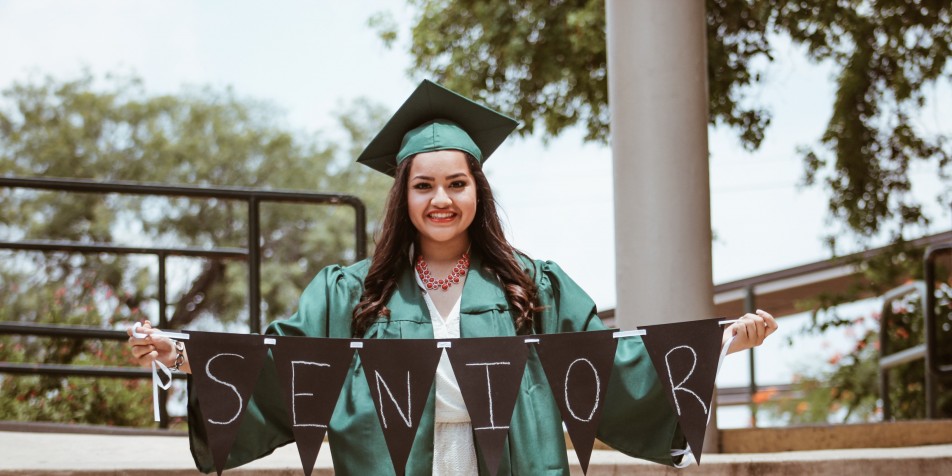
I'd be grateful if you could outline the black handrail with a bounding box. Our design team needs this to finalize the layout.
[879,243,952,420]
[0,362,186,380]
[0,176,367,332]
[0,176,368,428]
[0,322,130,340]
[878,281,927,421]
[923,244,952,419]
[0,240,248,259]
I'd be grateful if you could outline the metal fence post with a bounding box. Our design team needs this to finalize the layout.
[744,286,758,427]
[248,197,261,335]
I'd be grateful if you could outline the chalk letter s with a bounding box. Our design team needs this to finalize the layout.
[205,353,245,425]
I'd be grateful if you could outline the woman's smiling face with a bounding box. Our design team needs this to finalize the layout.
[406,149,477,250]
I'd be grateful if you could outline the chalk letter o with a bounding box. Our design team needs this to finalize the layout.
[564,358,600,422]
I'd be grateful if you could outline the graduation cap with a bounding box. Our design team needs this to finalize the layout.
[356,80,519,176]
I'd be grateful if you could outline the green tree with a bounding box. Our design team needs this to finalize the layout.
[374,0,952,424]
[0,73,391,425]
[374,0,951,239]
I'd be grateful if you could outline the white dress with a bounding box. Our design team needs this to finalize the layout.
[416,273,479,475]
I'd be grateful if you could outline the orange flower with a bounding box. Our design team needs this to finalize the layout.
[795,402,809,415]
[752,388,778,404]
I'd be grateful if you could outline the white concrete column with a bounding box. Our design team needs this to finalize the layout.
[606,0,713,329]
[606,0,718,453]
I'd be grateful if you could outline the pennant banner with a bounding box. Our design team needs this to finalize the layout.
[640,318,724,463]
[271,336,354,476]
[154,321,732,474]
[185,330,270,476]
[534,330,618,474]
[358,338,443,476]
[446,336,528,476]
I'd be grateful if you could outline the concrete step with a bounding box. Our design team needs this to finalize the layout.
[719,419,952,453]
[1,430,950,475]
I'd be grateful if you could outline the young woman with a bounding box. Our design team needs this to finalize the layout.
[128,80,778,475]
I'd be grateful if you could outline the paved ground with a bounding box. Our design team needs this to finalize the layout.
[1,430,950,475]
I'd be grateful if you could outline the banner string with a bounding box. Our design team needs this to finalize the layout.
[133,319,741,348]
[151,359,173,421]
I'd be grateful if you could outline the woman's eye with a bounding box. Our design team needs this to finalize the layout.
[450,181,467,188]
[412,182,431,190]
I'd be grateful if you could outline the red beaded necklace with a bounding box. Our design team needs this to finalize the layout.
[415,252,470,291]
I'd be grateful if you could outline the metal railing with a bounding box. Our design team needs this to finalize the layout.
[924,244,952,417]
[879,244,952,420]
[0,176,367,332]
[0,176,367,427]
[878,281,927,420]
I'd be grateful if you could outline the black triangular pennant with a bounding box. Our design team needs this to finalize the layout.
[271,336,354,476]
[535,330,618,474]
[358,339,442,476]
[185,330,270,476]
[445,336,528,476]
[640,318,723,463]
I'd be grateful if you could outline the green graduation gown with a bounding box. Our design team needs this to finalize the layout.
[188,253,685,474]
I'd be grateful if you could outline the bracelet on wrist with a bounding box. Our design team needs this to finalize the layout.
[171,339,186,371]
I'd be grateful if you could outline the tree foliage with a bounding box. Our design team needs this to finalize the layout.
[0,73,391,425]
[377,0,952,239]
[373,0,952,425]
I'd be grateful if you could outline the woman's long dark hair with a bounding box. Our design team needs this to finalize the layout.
[352,153,543,337]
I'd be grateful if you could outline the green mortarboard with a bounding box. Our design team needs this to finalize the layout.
[356,80,519,176]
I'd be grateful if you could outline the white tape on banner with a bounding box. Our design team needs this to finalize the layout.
[612,329,646,338]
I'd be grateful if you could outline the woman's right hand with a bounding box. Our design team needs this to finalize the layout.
[127,320,190,373]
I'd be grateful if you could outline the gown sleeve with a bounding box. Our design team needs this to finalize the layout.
[187,263,365,473]
[528,259,688,467]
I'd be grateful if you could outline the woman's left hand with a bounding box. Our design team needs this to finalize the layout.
[724,309,778,354]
